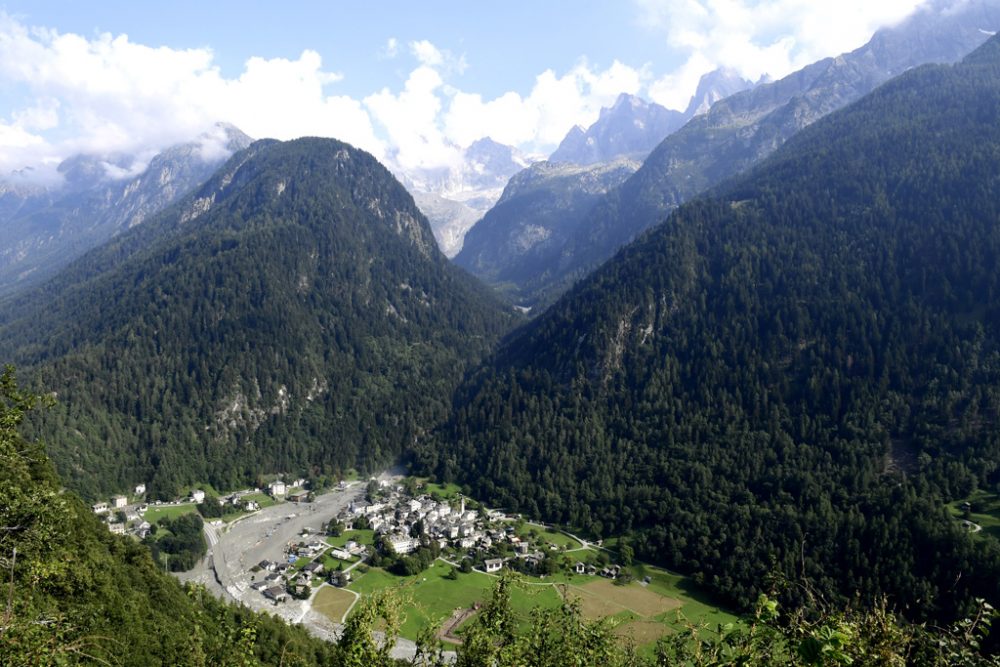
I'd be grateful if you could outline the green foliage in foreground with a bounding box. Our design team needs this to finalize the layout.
[0,365,335,666]
[1,365,998,665]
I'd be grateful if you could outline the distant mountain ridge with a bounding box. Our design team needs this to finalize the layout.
[549,93,686,165]
[455,70,754,306]
[0,123,253,296]
[460,0,1000,307]
[683,67,756,117]
[454,158,639,303]
[550,70,755,167]
[396,137,531,257]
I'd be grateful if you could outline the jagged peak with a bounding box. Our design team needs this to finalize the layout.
[684,67,754,118]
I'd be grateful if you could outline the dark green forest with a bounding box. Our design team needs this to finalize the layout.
[415,37,1000,623]
[0,137,516,500]
[5,364,1000,666]
[0,365,341,666]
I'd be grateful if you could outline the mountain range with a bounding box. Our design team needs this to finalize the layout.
[419,31,1000,620]
[5,3,1000,664]
[457,0,1000,307]
[0,123,253,296]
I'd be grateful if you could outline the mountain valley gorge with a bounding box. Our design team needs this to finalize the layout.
[3,5,1000,665]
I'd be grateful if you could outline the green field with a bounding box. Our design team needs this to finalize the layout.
[422,481,463,500]
[322,551,357,570]
[143,503,197,524]
[517,524,583,550]
[349,561,495,639]
[948,490,1000,541]
[629,563,736,630]
[326,529,375,549]
[344,556,732,653]
[242,492,279,509]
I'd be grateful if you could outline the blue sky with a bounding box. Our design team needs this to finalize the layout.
[0,2,673,98]
[0,1,926,181]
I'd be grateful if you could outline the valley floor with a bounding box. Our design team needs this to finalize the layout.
[174,470,425,660]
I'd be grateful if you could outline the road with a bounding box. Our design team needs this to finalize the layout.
[179,483,364,608]
[173,475,426,660]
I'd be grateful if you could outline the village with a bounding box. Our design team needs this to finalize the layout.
[87,473,731,655]
[89,477,311,543]
[248,477,630,607]
[88,474,632,598]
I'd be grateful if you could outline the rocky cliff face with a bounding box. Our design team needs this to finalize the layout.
[454,159,639,306]
[396,137,531,257]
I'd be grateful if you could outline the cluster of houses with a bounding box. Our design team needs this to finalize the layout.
[337,484,603,576]
[91,484,151,538]
[250,533,367,604]
[251,559,295,602]
[237,478,630,609]
[339,483,628,579]
[343,490,508,557]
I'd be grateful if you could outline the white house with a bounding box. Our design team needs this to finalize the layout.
[134,483,146,496]
[244,500,260,512]
[268,480,286,497]
[108,523,126,535]
[112,495,128,509]
[484,558,503,573]
[330,548,353,561]
[92,502,109,515]
[386,534,418,555]
[191,489,206,503]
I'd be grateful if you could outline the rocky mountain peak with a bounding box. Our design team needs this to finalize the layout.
[549,94,685,165]
[684,67,755,117]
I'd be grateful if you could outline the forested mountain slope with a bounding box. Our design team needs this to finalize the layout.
[0,367,338,666]
[417,36,1000,622]
[0,137,515,500]
[5,366,997,666]
[501,0,1000,306]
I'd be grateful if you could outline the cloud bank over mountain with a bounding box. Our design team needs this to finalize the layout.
[0,2,925,182]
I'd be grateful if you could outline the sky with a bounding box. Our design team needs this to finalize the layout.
[0,0,928,184]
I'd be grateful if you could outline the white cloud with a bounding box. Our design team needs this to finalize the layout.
[364,42,650,173]
[365,64,461,172]
[381,37,399,59]
[0,13,385,180]
[0,5,933,185]
[410,39,444,67]
[635,0,926,109]
[409,39,467,76]
[443,59,647,149]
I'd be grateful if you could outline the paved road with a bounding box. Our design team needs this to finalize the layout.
[173,476,428,660]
